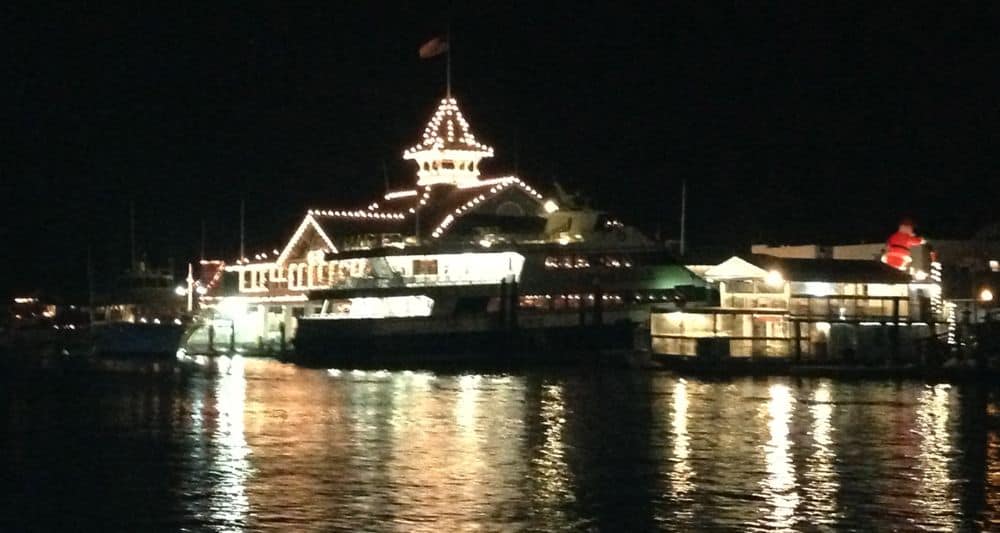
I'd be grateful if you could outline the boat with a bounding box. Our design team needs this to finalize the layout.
[1,297,91,358]
[289,248,691,367]
[88,261,191,359]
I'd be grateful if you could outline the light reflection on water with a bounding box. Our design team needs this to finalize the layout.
[804,381,838,525]
[210,356,250,531]
[761,383,799,532]
[3,358,1000,531]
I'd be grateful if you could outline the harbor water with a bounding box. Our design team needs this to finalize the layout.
[3,356,999,531]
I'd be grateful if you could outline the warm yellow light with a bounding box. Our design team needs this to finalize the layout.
[765,270,784,288]
[980,288,994,303]
[543,199,559,213]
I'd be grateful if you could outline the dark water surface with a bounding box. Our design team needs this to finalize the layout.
[3,356,1000,531]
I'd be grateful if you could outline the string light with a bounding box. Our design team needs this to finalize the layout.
[404,97,495,187]
[384,190,418,200]
[308,209,406,221]
[276,214,339,265]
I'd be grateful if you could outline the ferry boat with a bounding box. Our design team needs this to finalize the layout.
[189,92,706,366]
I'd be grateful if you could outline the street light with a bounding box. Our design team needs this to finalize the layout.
[980,288,994,303]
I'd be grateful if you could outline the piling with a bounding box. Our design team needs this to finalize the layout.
[279,322,286,354]
[890,298,901,365]
[508,280,519,329]
[499,279,508,328]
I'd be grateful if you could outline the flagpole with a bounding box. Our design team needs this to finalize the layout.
[446,28,452,98]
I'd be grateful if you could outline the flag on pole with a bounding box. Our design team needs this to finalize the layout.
[419,37,449,59]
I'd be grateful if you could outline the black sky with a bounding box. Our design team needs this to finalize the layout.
[5,2,1000,297]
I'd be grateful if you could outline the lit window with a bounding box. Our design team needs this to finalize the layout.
[413,259,438,276]
[990,260,999,272]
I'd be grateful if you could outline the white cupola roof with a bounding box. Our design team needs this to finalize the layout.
[403,96,494,187]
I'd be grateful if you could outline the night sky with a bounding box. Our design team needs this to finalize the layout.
[6,3,999,298]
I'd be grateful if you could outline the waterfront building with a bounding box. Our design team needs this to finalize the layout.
[189,94,699,354]
[651,254,944,363]
[752,224,1000,322]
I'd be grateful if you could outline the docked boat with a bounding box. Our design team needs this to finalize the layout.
[289,247,696,367]
[88,262,190,358]
[191,91,706,365]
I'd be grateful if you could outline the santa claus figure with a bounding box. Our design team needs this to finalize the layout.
[881,218,925,271]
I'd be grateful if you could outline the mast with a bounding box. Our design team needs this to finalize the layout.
[679,179,687,256]
[129,200,136,270]
[87,245,95,323]
[200,219,206,261]
[239,198,246,260]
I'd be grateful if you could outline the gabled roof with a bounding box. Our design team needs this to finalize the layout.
[403,97,493,155]
[422,178,544,239]
[703,256,768,280]
[304,176,546,243]
[311,210,410,239]
[275,214,339,265]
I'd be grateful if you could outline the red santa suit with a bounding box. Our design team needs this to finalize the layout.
[881,222,924,271]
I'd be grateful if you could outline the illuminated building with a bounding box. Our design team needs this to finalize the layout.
[651,254,943,362]
[752,225,1000,324]
[190,94,703,357]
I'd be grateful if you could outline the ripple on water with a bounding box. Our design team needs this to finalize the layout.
[1,359,998,531]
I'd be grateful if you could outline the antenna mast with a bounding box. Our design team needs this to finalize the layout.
[129,200,136,270]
